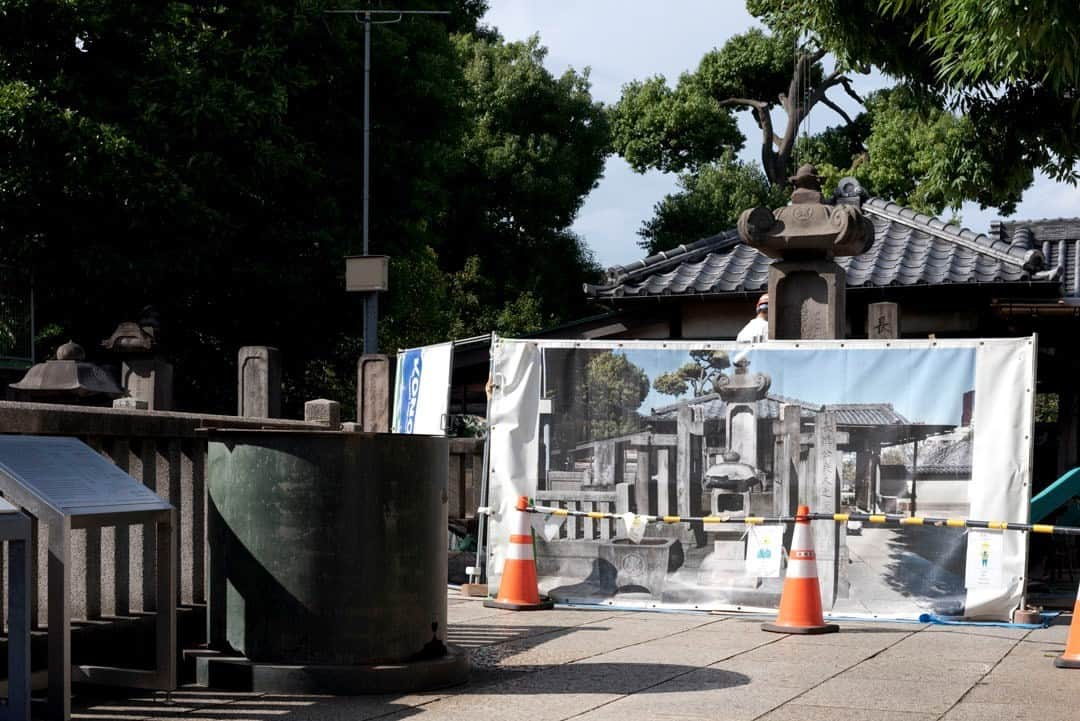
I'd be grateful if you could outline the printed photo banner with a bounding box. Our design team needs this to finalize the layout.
[486,336,1036,620]
[392,342,454,435]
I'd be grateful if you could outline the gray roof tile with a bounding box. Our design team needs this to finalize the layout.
[587,197,1069,299]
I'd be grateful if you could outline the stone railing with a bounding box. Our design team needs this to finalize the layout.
[0,401,325,629]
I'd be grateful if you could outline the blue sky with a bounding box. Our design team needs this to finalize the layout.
[616,347,975,427]
[483,1,1080,270]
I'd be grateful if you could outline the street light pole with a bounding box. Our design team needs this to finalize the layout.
[326,8,450,355]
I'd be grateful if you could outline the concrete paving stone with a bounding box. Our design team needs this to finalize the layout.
[446,605,505,624]
[843,653,994,682]
[963,679,1080,706]
[379,691,618,721]
[776,626,916,647]
[712,660,846,686]
[795,677,975,714]
[943,700,1080,721]
[882,631,1018,661]
[207,696,428,721]
[480,609,617,627]
[983,641,1065,678]
[757,704,938,721]
[577,634,775,667]
[731,638,877,667]
[921,624,1032,640]
[716,658,850,688]
[448,621,575,649]
[695,617,774,633]
[1023,620,1072,644]
[488,659,738,696]
[573,676,807,720]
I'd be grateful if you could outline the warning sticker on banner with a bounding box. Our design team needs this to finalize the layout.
[965,531,1004,588]
[745,526,784,578]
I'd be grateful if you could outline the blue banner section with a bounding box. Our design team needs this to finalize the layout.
[396,348,424,434]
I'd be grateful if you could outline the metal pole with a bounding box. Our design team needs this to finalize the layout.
[324,8,449,356]
[362,11,371,257]
[362,12,379,354]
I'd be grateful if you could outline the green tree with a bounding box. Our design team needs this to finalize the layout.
[653,350,730,398]
[638,153,788,254]
[578,351,650,440]
[799,89,1031,215]
[749,0,1079,186]
[611,28,864,186]
[0,2,605,414]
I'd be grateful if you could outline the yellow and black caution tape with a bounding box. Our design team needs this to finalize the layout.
[812,512,1080,536]
[523,503,1080,537]
[528,503,799,527]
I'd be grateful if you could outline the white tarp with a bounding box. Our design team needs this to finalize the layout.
[392,342,453,435]
[485,336,1035,620]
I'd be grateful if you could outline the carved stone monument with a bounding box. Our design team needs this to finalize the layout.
[737,167,874,340]
[738,169,873,606]
[101,307,174,410]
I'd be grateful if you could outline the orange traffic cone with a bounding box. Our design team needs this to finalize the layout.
[1055,582,1080,668]
[484,496,554,611]
[762,505,838,635]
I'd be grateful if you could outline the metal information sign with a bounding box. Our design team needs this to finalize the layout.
[0,436,171,514]
[0,435,175,721]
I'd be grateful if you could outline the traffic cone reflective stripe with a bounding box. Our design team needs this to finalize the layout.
[762,505,838,635]
[484,496,554,611]
[1055,582,1080,668]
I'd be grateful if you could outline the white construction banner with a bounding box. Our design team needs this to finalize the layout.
[485,336,1036,620]
[392,342,453,435]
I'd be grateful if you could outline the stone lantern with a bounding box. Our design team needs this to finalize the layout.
[101,306,173,410]
[737,166,874,339]
[9,341,123,405]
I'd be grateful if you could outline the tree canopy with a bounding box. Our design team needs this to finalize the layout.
[749,0,1080,185]
[0,0,607,415]
[614,2,1078,251]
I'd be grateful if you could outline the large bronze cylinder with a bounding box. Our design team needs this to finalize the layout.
[207,430,448,665]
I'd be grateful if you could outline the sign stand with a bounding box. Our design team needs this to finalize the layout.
[0,497,31,721]
[0,437,176,721]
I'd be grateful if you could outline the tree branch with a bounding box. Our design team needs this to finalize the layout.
[721,97,781,183]
[839,77,864,106]
[820,96,854,125]
[718,98,770,113]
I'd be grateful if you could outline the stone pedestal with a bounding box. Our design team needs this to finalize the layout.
[768,260,847,340]
[304,399,341,428]
[121,358,174,410]
[238,346,281,418]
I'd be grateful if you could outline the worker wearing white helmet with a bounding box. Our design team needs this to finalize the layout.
[736,293,769,342]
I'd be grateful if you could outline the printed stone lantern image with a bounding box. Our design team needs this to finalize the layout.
[737,166,874,339]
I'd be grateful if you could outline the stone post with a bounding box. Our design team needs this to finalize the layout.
[237,346,281,418]
[868,302,900,339]
[357,354,393,432]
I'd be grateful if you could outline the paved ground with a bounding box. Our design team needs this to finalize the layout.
[72,589,1079,721]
